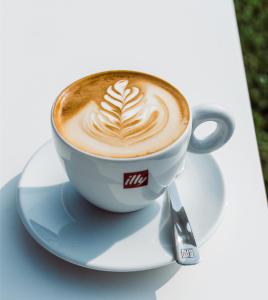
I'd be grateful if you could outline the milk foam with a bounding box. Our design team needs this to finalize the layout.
[53,71,189,158]
[82,79,169,146]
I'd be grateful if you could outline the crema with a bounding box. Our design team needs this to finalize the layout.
[53,71,189,158]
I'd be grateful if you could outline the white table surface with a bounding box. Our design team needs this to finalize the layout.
[1,0,268,299]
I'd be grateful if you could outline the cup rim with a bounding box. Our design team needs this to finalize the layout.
[51,69,192,162]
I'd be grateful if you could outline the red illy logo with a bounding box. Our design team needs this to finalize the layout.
[123,170,149,189]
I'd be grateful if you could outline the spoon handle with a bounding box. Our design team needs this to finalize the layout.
[167,182,200,265]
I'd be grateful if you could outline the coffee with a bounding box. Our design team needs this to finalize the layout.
[53,71,189,158]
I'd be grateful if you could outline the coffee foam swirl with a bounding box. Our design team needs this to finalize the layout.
[53,71,190,158]
[82,80,168,145]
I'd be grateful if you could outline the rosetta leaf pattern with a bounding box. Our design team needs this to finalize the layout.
[85,79,161,144]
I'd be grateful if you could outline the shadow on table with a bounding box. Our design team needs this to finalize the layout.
[0,175,180,300]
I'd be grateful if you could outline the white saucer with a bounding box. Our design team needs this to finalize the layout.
[17,140,225,272]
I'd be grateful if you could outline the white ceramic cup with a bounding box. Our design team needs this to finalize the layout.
[51,77,234,213]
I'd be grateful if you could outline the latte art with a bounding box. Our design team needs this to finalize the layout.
[53,71,189,158]
[83,79,168,145]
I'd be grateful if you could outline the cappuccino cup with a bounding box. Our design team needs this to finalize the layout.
[51,70,234,212]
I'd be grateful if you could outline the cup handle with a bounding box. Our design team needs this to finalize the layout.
[188,104,235,153]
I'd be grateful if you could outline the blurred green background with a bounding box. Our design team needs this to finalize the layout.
[234,0,268,194]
